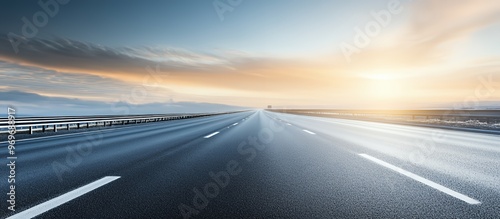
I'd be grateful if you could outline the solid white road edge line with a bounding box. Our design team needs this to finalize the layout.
[358,154,481,205]
[204,132,220,138]
[7,176,121,219]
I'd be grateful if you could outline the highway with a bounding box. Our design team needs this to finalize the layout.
[1,110,499,218]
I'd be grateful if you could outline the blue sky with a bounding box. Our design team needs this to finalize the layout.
[2,0,391,56]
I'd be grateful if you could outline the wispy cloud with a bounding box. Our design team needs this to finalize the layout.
[0,90,249,116]
[0,61,176,103]
[346,0,500,69]
[0,35,230,78]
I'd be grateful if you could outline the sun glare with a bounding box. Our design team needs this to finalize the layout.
[359,70,399,81]
[359,70,403,100]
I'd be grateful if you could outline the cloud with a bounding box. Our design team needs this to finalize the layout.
[0,61,152,102]
[0,34,329,92]
[0,90,250,116]
[0,34,230,79]
[0,34,340,101]
[347,0,500,69]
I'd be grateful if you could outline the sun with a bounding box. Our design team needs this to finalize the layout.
[371,80,398,98]
[359,70,403,99]
[359,70,399,81]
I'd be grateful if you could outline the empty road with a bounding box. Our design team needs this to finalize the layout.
[1,110,499,218]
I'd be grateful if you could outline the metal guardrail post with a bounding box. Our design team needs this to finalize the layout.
[0,112,243,134]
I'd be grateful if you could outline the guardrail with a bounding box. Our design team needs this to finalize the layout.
[267,109,500,123]
[0,112,240,134]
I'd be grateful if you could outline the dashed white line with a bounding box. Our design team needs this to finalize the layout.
[302,129,316,135]
[233,123,238,126]
[204,132,220,138]
[286,123,292,126]
[358,154,481,205]
[7,176,121,219]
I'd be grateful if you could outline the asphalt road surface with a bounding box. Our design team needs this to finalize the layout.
[1,110,499,218]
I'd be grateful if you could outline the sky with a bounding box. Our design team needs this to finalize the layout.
[1,0,500,115]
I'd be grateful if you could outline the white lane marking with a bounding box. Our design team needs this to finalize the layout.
[204,132,220,138]
[7,176,121,219]
[233,123,238,126]
[358,154,481,205]
[303,129,316,135]
[286,123,292,126]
